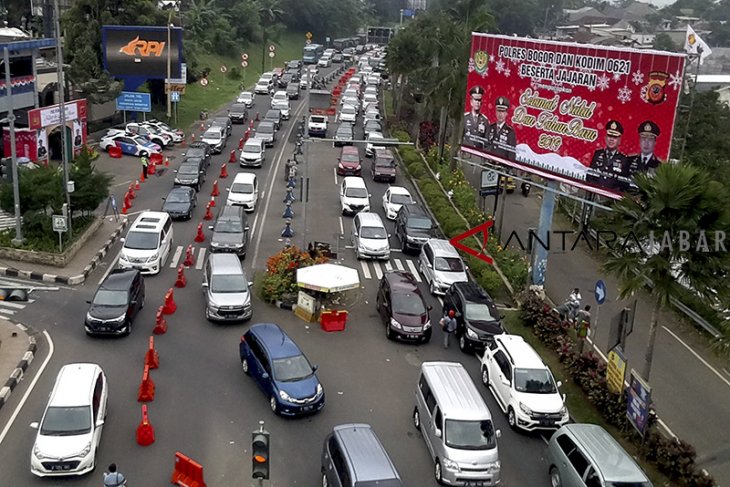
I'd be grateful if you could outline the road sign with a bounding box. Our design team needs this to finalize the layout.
[52,215,68,232]
[305,39,312,45]
[241,53,249,60]
[269,44,276,52]
[606,348,627,394]
[268,52,275,58]
[241,60,248,68]
[220,65,228,73]
[116,91,152,112]
[627,370,652,437]
[165,62,187,85]
[171,91,180,103]
[306,32,313,39]
[164,84,186,94]
[594,280,606,305]
[200,78,209,86]
[479,169,499,196]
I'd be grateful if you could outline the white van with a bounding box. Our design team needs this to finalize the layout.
[240,138,265,167]
[351,212,390,260]
[414,362,502,486]
[119,211,174,275]
[340,176,371,216]
[30,363,108,477]
[227,172,259,212]
[419,238,468,295]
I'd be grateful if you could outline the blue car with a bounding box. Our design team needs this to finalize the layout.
[239,323,325,416]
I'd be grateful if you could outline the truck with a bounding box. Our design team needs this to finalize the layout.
[309,89,336,116]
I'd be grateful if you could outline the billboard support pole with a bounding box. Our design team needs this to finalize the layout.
[4,47,24,246]
[166,18,173,120]
[530,180,557,286]
[53,0,72,237]
[676,52,701,163]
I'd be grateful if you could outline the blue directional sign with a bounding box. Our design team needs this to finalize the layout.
[594,279,607,305]
[627,370,652,436]
[402,8,415,17]
[171,91,180,103]
[116,91,152,113]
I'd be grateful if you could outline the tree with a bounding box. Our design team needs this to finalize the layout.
[602,163,730,380]
[256,0,285,73]
[653,33,677,52]
[69,147,113,215]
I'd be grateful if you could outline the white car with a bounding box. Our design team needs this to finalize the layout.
[201,127,226,154]
[362,93,378,110]
[340,96,359,110]
[363,108,381,126]
[343,88,359,100]
[254,80,272,95]
[480,334,570,431]
[382,186,415,220]
[338,104,358,124]
[99,130,161,157]
[365,132,385,157]
[300,73,310,90]
[237,91,255,108]
[227,172,258,212]
[364,85,379,96]
[270,91,290,119]
[126,123,172,147]
[318,56,332,68]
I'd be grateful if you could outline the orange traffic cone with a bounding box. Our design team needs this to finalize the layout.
[148,162,156,175]
[135,179,141,190]
[175,265,187,288]
[162,288,177,315]
[211,180,220,197]
[238,138,244,150]
[140,170,146,182]
[249,119,254,129]
[135,404,155,446]
[128,184,136,199]
[203,202,213,221]
[210,195,216,208]
[145,336,160,369]
[183,244,195,267]
[194,223,205,243]
[164,157,170,167]
[220,164,228,179]
[153,307,168,335]
[137,365,155,402]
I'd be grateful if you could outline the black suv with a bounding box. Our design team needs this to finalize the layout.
[264,109,282,131]
[184,142,212,170]
[394,204,437,253]
[84,269,145,336]
[174,158,206,191]
[442,281,505,353]
[229,103,249,124]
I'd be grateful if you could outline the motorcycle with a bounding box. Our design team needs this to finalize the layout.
[554,291,581,322]
[521,181,531,197]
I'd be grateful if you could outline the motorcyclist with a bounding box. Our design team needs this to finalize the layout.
[556,288,582,322]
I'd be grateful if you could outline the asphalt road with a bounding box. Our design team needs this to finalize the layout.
[0,64,556,487]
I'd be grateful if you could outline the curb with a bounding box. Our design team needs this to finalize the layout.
[0,218,128,286]
[0,323,37,410]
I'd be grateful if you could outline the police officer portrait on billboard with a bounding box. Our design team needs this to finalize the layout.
[627,121,662,177]
[586,120,627,189]
[488,96,516,161]
[463,86,489,149]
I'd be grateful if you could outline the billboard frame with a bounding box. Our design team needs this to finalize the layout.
[101,25,183,80]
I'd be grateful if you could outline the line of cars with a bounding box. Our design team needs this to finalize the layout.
[99,119,184,157]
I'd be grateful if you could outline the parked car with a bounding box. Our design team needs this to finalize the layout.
[99,131,160,157]
[382,186,414,220]
[236,91,255,108]
[255,121,277,148]
[443,281,505,352]
[174,159,206,192]
[481,334,569,431]
[144,120,184,143]
[201,126,227,154]
[239,323,325,416]
[395,204,437,253]
[161,186,197,220]
[264,109,282,131]
[84,269,145,336]
[377,270,432,342]
[371,148,396,183]
[333,123,354,147]
[203,253,253,322]
[184,142,212,170]
[125,123,172,148]
[228,103,249,124]
[209,116,232,137]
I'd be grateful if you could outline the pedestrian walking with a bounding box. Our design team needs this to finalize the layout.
[141,154,149,179]
[103,463,127,486]
[574,305,592,354]
[440,309,457,349]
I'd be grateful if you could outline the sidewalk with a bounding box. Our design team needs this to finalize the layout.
[0,318,37,410]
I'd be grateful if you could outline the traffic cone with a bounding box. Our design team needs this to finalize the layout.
[145,336,160,369]
[282,203,294,219]
[191,133,196,143]
[244,129,251,142]
[228,150,236,163]
[135,404,155,446]
[121,201,128,215]
[281,220,294,238]
[199,122,205,132]
[210,195,216,208]
[203,202,213,221]
[183,244,195,267]
[238,137,244,150]
[153,307,168,334]
[140,170,146,182]
[211,180,220,197]
[194,223,205,242]
[164,157,170,167]
[175,265,187,288]
[148,161,156,175]
[137,365,155,402]
[128,184,136,199]
[124,192,132,210]
[135,179,141,190]
[162,288,177,315]
[220,163,228,179]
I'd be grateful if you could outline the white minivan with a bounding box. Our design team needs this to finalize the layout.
[119,211,174,275]
[419,238,468,295]
[240,138,265,167]
[227,172,259,212]
[340,176,371,216]
[351,212,390,260]
[30,363,108,477]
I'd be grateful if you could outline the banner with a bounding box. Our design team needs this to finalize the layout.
[28,99,87,130]
[462,34,686,198]
[102,25,183,79]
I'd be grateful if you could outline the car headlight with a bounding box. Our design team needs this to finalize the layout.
[279,389,293,402]
[147,252,160,262]
[110,314,127,324]
[174,178,181,184]
[466,328,478,339]
[442,457,460,471]
[338,163,345,169]
[519,402,533,416]
[390,318,402,330]
[33,444,52,460]
[423,320,432,330]
[316,383,323,396]
[406,235,417,242]
[74,442,92,458]
[486,460,501,472]
[210,241,221,248]
[560,405,569,417]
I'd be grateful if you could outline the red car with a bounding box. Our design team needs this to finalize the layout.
[337,146,362,176]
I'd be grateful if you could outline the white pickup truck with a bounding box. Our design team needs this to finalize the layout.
[308,115,328,138]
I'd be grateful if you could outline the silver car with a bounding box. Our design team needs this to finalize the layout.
[203,253,253,322]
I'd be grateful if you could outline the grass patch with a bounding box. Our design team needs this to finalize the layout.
[0,216,95,253]
[151,32,306,131]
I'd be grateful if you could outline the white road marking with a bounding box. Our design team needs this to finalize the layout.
[169,245,184,268]
[406,260,421,282]
[0,331,54,446]
[0,309,15,315]
[373,261,383,280]
[251,213,260,237]
[0,300,31,310]
[360,261,371,280]
[438,297,444,306]
[339,217,344,235]
[662,325,730,389]
[384,261,393,271]
[97,248,123,285]
[196,248,206,269]
[394,259,405,271]
[333,167,338,185]
[112,179,133,187]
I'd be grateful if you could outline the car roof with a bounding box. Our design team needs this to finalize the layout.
[420,362,492,420]
[230,103,247,110]
[208,253,244,273]
[49,363,102,407]
[233,172,257,183]
[453,281,493,303]
[388,186,410,195]
[384,270,419,293]
[493,335,545,368]
[245,138,263,146]
[100,268,138,290]
[341,146,359,155]
[258,121,275,129]
[357,212,384,227]
[333,424,400,482]
[250,323,302,359]
[130,211,168,231]
[343,176,367,188]
[217,205,244,219]
[168,185,194,195]
[188,142,209,149]
[266,109,280,115]
[426,238,459,257]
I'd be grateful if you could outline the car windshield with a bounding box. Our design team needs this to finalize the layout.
[272,354,314,382]
[342,154,359,164]
[133,136,150,145]
[465,301,498,322]
[258,124,274,134]
[514,368,557,394]
[375,157,394,168]
[166,191,190,203]
[407,217,432,230]
[210,274,248,293]
[445,419,497,450]
[93,289,128,306]
[240,93,252,100]
[390,193,412,205]
[124,231,158,250]
[311,117,325,123]
[244,144,261,153]
[215,218,243,233]
[392,292,426,315]
[274,94,287,101]
[231,183,254,194]
[434,257,464,272]
[40,406,91,436]
[345,187,368,198]
[203,131,221,140]
[342,106,356,114]
[178,165,199,176]
[361,226,387,239]
[337,127,352,136]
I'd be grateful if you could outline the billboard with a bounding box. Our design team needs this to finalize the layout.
[102,25,183,79]
[462,34,685,198]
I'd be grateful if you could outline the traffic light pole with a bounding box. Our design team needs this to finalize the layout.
[252,419,270,483]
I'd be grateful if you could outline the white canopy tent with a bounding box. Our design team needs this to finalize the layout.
[296,263,360,293]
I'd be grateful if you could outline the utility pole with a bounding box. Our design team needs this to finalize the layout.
[3,47,24,245]
[53,0,72,236]
[166,15,173,120]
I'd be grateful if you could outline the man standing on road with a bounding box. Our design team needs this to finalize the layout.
[103,463,127,486]
[574,305,592,354]
[141,154,149,179]
[440,309,457,349]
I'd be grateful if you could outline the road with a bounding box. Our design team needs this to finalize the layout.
[459,159,730,482]
[0,63,555,487]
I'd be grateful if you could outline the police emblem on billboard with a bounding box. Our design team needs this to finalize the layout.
[473,50,489,75]
[645,71,668,105]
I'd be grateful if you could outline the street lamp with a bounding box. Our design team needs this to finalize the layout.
[166,21,173,119]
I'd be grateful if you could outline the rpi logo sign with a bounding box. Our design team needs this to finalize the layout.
[449,221,494,265]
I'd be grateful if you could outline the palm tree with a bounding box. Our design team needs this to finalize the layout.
[256,0,285,72]
[602,163,730,380]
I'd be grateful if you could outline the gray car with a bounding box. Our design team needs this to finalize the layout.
[255,121,277,148]
[264,109,282,131]
[209,205,249,258]
[174,161,206,192]
[203,253,253,322]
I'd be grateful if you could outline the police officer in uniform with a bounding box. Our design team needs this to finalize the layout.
[627,121,662,176]
[586,120,626,189]
[487,96,517,161]
[463,86,489,149]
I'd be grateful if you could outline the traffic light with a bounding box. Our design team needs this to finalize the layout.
[0,288,30,301]
[252,429,270,480]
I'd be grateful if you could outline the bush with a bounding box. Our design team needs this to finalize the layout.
[260,246,328,303]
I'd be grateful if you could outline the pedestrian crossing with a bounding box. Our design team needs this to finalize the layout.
[168,245,207,270]
[0,298,36,317]
[0,278,54,318]
[359,258,421,282]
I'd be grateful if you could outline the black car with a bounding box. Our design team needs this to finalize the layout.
[286,83,300,100]
[333,123,354,147]
[395,204,437,253]
[84,269,145,336]
[286,68,301,82]
[264,109,282,131]
[278,73,293,88]
[174,159,206,191]
[162,186,197,220]
[287,60,302,71]
[332,53,344,64]
[210,116,232,137]
[209,205,250,258]
[377,271,432,342]
[229,103,249,124]
[184,142,212,170]
[443,281,505,353]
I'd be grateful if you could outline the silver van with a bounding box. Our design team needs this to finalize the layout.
[414,361,502,486]
[321,424,403,487]
[418,239,468,296]
[547,424,652,487]
[351,212,390,260]
[202,253,253,322]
